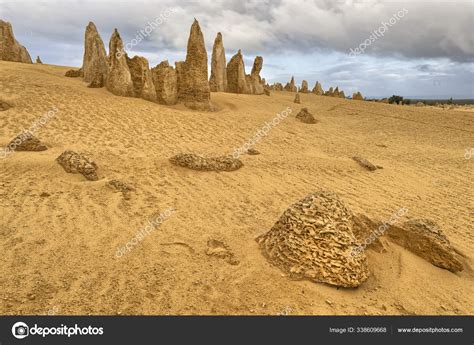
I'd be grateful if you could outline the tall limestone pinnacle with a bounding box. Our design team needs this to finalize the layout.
[312,81,324,95]
[226,49,250,94]
[126,55,157,101]
[0,20,32,63]
[82,21,108,87]
[209,32,227,92]
[284,76,297,92]
[178,19,211,110]
[106,29,134,97]
[249,56,264,95]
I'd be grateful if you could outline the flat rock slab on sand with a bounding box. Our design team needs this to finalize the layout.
[388,219,463,272]
[56,150,98,181]
[257,191,370,288]
[169,153,243,171]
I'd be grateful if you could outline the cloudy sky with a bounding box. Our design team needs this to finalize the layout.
[2,0,473,98]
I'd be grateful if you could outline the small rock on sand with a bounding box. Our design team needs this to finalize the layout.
[56,150,98,181]
[169,153,243,172]
[352,156,378,171]
[296,108,317,124]
[7,131,47,151]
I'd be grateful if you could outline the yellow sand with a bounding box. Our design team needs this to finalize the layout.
[1,61,473,315]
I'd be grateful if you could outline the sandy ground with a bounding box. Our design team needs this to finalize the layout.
[0,61,473,315]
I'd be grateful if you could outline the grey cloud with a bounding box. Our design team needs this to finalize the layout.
[1,0,473,97]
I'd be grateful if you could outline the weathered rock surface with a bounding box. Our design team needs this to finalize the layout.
[126,55,157,101]
[82,22,108,87]
[0,20,32,63]
[209,32,227,92]
[7,131,47,151]
[284,76,297,92]
[226,50,250,94]
[151,60,178,105]
[56,150,98,181]
[296,107,317,124]
[312,81,324,95]
[177,19,211,110]
[351,214,388,253]
[300,80,309,93]
[106,29,134,97]
[169,153,243,171]
[388,219,463,272]
[352,92,364,101]
[175,61,185,99]
[257,191,370,287]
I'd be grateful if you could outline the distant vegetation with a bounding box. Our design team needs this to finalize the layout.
[388,95,404,104]
[373,95,474,105]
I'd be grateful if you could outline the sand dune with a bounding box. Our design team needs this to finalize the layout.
[0,61,473,315]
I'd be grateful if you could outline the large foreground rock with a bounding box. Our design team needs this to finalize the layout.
[151,60,178,105]
[257,191,370,287]
[106,29,134,97]
[209,32,227,92]
[388,219,463,272]
[56,150,98,181]
[177,19,211,110]
[126,55,157,101]
[0,20,32,63]
[82,22,108,87]
[226,50,250,94]
[169,153,243,171]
